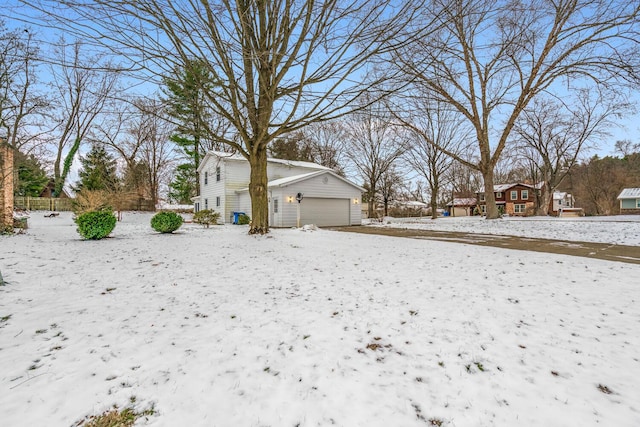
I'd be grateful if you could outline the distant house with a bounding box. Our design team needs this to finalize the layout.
[446,197,477,217]
[195,151,363,227]
[39,179,71,198]
[617,188,640,214]
[476,183,542,216]
[551,191,583,217]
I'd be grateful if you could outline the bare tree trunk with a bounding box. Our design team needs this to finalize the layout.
[482,165,499,219]
[248,147,269,234]
[539,182,553,216]
[367,184,376,219]
[430,183,439,220]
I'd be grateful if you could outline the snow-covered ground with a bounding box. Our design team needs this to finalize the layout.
[371,215,640,246]
[1,212,639,427]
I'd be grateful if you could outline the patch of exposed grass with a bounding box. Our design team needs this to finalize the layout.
[76,405,155,427]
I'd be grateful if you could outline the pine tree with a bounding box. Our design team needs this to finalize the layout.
[163,59,217,195]
[168,163,196,205]
[75,144,119,192]
[14,151,49,197]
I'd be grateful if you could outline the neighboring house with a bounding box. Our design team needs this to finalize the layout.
[39,179,71,198]
[195,151,363,227]
[446,197,477,217]
[617,188,640,214]
[476,183,542,216]
[551,191,583,217]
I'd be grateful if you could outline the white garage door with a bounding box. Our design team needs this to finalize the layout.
[300,198,350,227]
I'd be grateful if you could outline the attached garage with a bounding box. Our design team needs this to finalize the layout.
[236,170,364,228]
[300,198,351,227]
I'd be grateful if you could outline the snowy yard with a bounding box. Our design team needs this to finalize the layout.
[370,215,640,246]
[1,213,639,426]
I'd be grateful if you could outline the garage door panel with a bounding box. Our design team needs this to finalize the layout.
[300,198,349,227]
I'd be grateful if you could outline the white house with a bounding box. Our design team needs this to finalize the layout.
[617,188,640,214]
[195,151,363,227]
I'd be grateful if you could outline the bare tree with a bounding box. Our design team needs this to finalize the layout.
[134,100,177,207]
[345,98,406,218]
[298,122,348,176]
[34,0,425,233]
[513,92,621,215]
[48,39,119,196]
[615,139,640,157]
[378,165,404,217]
[396,0,640,219]
[393,95,471,219]
[0,22,49,155]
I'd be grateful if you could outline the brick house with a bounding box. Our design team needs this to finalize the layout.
[476,183,542,216]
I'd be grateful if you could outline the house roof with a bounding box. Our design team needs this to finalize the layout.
[617,188,640,199]
[447,197,477,207]
[236,169,364,193]
[553,191,567,199]
[198,150,331,173]
[489,182,543,192]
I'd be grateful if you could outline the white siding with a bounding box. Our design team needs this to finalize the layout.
[196,153,361,226]
[270,173,361,227]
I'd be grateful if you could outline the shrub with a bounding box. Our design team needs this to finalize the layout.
[75,210,116,240]
[73,190,112,216]
[193,209,220,228]
[150,211,183,233]
[237,213,251,225]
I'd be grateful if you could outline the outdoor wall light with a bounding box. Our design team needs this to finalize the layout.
[353,198,359,204]
[287,196,295,203]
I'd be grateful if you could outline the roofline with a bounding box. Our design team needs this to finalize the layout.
[197,150,330,173]
[235,169,364,194]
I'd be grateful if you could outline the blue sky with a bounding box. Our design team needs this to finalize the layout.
[4,0,639,159]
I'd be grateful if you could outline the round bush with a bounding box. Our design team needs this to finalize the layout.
[75,210,117,240]
[237,213,251,225]
[151,211,183,233]
[193,209,220,228]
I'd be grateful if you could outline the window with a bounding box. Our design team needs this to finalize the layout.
[274,198,279,213]
[479,193,486,201]
[514,204,526,213]
[637,199,640,208]
[204,171,208,185]
[205,198,208,209]
[216,196,220,207]
[496,192,502,199]
[216,166,221,182]
[510,190,518,200]
[521,190,529,200]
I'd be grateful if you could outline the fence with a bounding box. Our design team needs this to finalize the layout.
[15,196,74,211]
[14,196,157,212]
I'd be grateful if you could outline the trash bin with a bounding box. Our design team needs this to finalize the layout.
[233,211,246,224]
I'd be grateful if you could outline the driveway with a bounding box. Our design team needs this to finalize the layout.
[329,226,640,265]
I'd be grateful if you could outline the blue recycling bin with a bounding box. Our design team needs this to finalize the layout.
[232,211,246,224]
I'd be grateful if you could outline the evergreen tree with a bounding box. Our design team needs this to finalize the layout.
[75,144,119,192]
[168,163,196,205]
[14,151,49,197]
[163,59,217,195]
